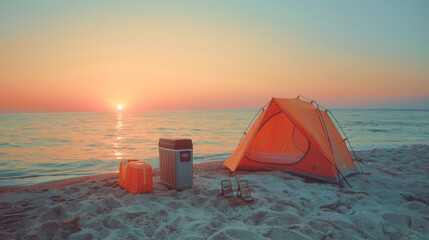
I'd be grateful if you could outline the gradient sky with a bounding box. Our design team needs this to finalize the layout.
[1,1,428,113]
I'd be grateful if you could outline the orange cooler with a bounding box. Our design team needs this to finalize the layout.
[119,159,153,194]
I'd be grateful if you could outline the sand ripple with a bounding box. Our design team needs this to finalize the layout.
[0,145,428,239]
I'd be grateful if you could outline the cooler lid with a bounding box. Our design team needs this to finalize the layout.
[158,138,193,150]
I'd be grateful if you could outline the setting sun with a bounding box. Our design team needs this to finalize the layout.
[117,104,123,111]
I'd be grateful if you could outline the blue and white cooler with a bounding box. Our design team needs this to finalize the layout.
[158,138,193,191]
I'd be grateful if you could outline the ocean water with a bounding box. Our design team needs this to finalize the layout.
[1,109,428,186]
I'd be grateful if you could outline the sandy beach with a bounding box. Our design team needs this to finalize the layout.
[1,145,428,239]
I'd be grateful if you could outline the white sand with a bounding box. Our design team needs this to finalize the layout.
[1,145,428,239]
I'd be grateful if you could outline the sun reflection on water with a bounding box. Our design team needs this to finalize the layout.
[116,113,123,130]
[114,112,123,160]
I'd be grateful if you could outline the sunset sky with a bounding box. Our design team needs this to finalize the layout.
[1,1,428,113]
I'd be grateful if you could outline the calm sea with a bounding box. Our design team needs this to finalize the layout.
[1,109,428,186]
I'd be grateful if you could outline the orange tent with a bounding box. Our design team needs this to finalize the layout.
[223,96,359,184]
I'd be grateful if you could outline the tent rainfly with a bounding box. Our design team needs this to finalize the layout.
[223,96,361,185]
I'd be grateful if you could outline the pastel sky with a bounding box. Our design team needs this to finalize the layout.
[1,1,428,113]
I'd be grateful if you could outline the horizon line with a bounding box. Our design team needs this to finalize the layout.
[1,107,428,115]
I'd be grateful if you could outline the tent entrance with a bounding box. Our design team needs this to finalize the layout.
[244,107,310,166]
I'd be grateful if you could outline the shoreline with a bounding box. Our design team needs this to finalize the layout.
[2,144,428,189]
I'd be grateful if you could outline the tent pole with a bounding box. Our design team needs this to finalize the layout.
[336,167,352,188]
[238,102,268,146]
[327,110,366,173]
[300,96,358,187]
[316,106,348,187]
[297,95,313,102]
